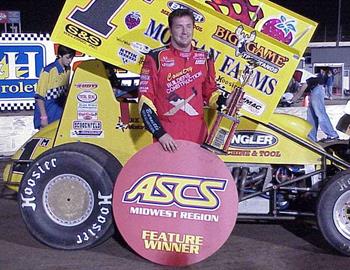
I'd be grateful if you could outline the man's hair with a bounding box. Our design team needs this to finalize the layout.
[168,8,195,28]
[57,45,76,58]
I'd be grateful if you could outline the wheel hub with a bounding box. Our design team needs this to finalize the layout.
[333,191,350,240]
[43,174,94,226]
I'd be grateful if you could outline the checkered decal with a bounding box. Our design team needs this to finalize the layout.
[115,120,129,131]
[0,99,35,111]
[45,86,67,100]
[0,33,50,42]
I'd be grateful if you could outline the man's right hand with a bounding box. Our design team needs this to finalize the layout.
[158,133,178,152]
[40,118,48,128]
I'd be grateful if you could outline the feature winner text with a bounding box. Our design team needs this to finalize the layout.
[142,230,203,254]
[130,206,219,222]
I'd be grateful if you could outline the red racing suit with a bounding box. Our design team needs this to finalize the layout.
[138,44,217,144]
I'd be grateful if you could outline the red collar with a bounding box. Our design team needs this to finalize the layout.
[169,44,193,58]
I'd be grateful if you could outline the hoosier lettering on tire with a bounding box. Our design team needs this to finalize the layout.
[317,170,350,256]
[18,143,120,250]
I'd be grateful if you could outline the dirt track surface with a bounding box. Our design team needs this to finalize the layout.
[1,163,350,270]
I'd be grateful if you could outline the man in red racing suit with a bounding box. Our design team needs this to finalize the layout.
[138,9,219,151]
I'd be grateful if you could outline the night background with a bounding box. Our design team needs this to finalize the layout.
[0,0,349,42]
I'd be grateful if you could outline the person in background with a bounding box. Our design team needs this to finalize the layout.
[292,69,339,143]
[33,45,76,129]
[138,8,221,152]
[325,69,334,100]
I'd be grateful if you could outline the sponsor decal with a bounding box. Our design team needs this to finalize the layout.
[231,131,278,149]
[160,56,175,67]
[116,37,131,46]
[195,59,205,65]
[77,90,97,103]
[75,82,98,90]
[138,86,148,93]
[217,61,277,96]
[212,24,289,73]
[193,52,206,59]
[167,1,205,23]
[241,94,265,116]
[167,67,192,81]
[78,102,98,111]
[227,148,281,157]
[73,120,102,130]
[140,74,150,81]
[77,111,98,121]
[261,15,296,45]
[141,67,150,75]
[65,24,102,47]
[166,71,202,94]
[144,19,171,44]
[39,138,51,147]
[131,42,151,55]
[118,48,137,64]
[124,11,141,30]
[71,120,103,138]
[71,130,103,137]
[115,117,144,131]
[0,44,45,99]
[139,80,149,86]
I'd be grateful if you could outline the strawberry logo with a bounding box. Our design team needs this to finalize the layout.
[125,12,141,30]
[261,15,296,45]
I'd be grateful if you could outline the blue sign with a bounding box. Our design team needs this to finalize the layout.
[7,11,21,24]
[0,44,45,99]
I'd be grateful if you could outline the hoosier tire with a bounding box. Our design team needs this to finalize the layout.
[317,170,350,256]
[18,143,122,250]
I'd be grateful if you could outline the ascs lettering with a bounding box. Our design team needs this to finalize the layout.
[123,173,227,210]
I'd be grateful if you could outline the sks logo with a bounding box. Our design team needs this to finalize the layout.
[123,173,227,210]
[212,25,289,73]
[0,45,44,98]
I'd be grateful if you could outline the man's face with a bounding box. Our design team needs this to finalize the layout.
[170,15,194,51]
